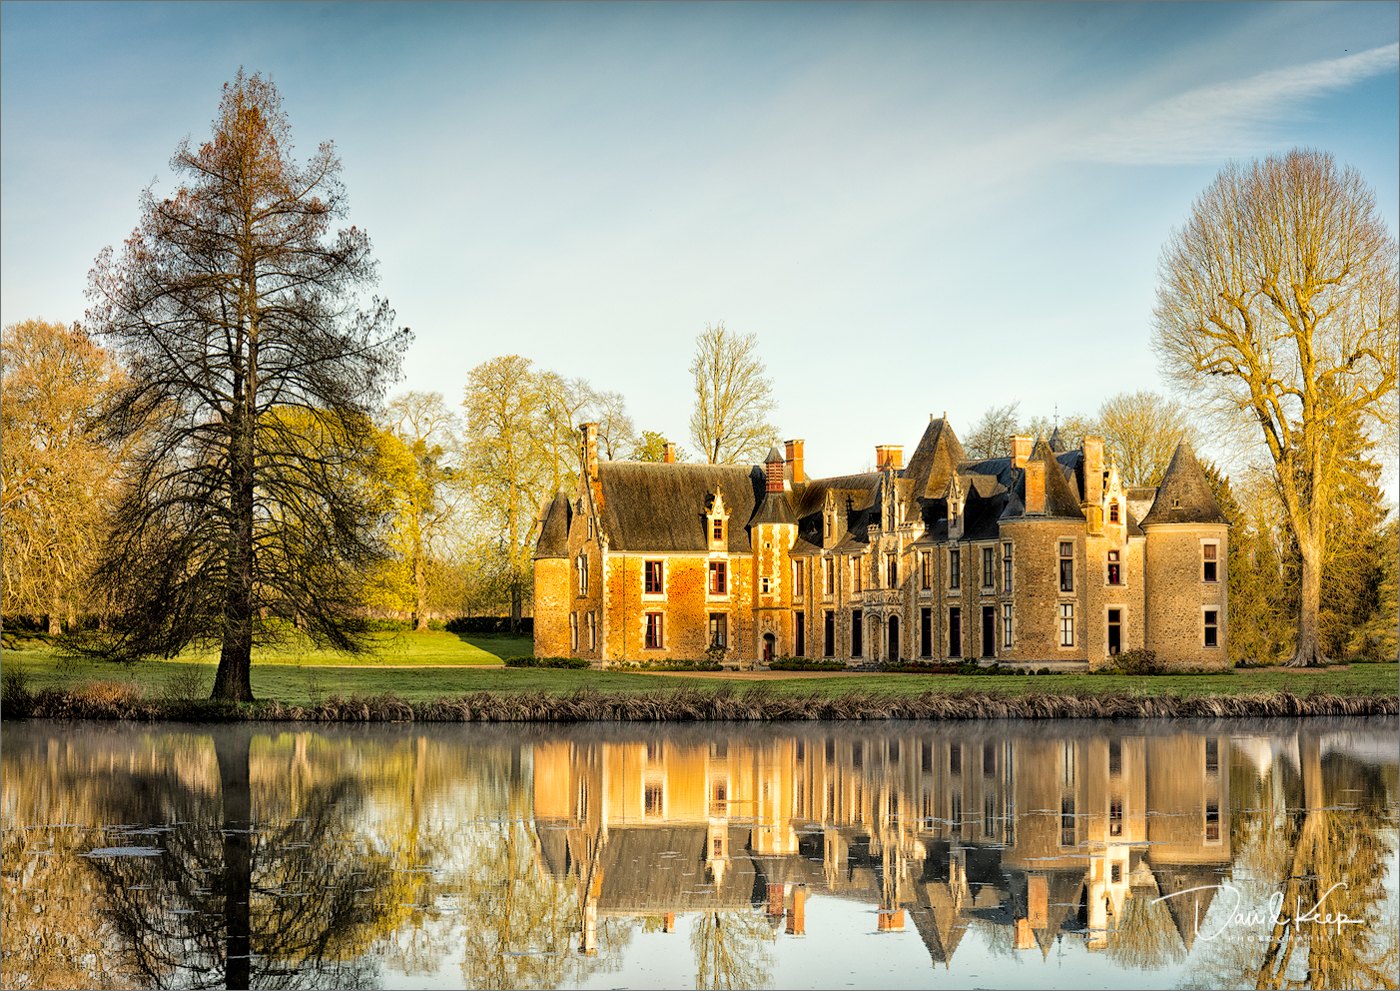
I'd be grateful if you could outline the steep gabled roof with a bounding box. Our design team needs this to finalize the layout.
[533,492,571,559]
[902,418,966,515]
[1140,443,1230,526]
[596,462,764,552]
[1012,438,1085,520]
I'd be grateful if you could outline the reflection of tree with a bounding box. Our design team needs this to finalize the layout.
[690,910,774,990]
[82,725,412,988]
[1106,895,1185,971]
[1185,730,1396,990]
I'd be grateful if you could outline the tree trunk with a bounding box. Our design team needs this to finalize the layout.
[1285,533,1329,667]
[215,727,255,990]
[413,551,428,631]
[511,581,522,634]
[212,411,256,702]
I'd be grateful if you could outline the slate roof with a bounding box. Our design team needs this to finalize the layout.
[1024,438,1086,520]
[596,462,764,552]
[533,493,571,559]
[1140,443,1230,526]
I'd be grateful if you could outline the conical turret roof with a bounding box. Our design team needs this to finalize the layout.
[1140,442,1229,526]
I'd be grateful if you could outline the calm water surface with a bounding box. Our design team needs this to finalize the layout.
[2,717,1396,990]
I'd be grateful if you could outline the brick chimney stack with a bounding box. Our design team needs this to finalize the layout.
[581,423,599,480]
[875,445,903,470]
[1082,435,1104,505]
[663,442,676,463]
[785,439,805,484]
[1012,436,1032,468]
[1024,459,1045,514]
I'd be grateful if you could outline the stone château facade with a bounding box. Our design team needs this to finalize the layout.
[533,417,1229,670]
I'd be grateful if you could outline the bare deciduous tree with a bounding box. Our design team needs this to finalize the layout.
[1096,390,1199,487]
[688,321,778,465]
[383,391,465,629]
[462,355,549,630]
[590,388,636,461]
[84,71,409,699]
[962,401,1022,459]
[1152,148,1398,667]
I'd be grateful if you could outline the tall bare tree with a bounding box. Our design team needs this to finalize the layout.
[590,388,636,460]
[688,321,778,464]
[1096,390,1199,487]
[84,71,409,698]
[1,320,125,631]
[962,401,1021,459]
[383,391,465,629]
[1152,148,1397,666]
[462,355,549,630]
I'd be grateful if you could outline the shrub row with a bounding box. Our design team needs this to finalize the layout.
[502,656,590,669]
[615,660,724,672]
[767,659,848,672]
[445,616,534,635]
[885,662,1056,676]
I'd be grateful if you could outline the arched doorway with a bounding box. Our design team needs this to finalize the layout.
[888,616,900,662]
[762,633,776,661]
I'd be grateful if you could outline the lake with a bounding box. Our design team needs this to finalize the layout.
[2,716,1395,989]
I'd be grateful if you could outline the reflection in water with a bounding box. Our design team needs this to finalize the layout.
[1,718,1395,990]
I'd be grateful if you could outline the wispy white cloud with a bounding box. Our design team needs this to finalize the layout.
[1064,43,1399,165]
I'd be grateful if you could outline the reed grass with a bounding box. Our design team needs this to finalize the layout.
[5,679,1396,723]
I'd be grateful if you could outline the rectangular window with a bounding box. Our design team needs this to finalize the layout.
[795,612,805,657]
[1110,799,1124,837]
[1002,542,1013,592]
[824,559,835,595]
[1108,608,1121,655]
[1059,603,1074,647]
[949,744,962,775]
[645,612,664,648]
[712,518,724,542]
[577,554,588,595]
[887,554,898,588]
[948,607,962,658]
[708,560,727,594]
[852,560,862,594]
[708,612,727,648]
[1059,541,1074,592]
[949,549,961,590]
[825,515,833,539]
[1204,609,1218,647]
[794,560,804,598]
[851,610,863,657]
[1107,549,1122,585]
[824,611,835,657]
[1205,739,1219,775]
[983,744,996,776]
[645,785,664,818]
[1109,501,1120,523]
[1109,740,1121,777]
[569,612,578,651]
[1002,603,1013,648]
[1203,544,1218,582]
[760,576,771,594]
[644,560,663,594]
[921,553,931,590]
[587,611,596,651]
[1060,797,1076,847]
[1206,802,1220,843]
[920,607,932,658]
[982,547,994,588]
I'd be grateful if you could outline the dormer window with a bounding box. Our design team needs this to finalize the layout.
[712,518,724,542]
[1109,502,1120,524]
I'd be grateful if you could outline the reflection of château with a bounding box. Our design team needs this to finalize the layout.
[533,729,1230,961]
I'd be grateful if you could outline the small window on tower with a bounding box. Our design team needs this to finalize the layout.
[1107,549,1122,585]
[1203,544,1218,582]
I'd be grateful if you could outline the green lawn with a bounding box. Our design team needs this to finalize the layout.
[2,635,1395,707]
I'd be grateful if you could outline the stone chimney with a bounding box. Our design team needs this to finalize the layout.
[875,445,904,470]
[1082,435,1104,505]
[1024,459,1045,515]
[1012,435,1032,468]
[765,446,785,493]
[786,887,806,935]
[785,439,805,484]
[663,442,676,463]
[581,423,599,480]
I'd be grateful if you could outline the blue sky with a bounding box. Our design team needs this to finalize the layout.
[3,1,1396,479]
